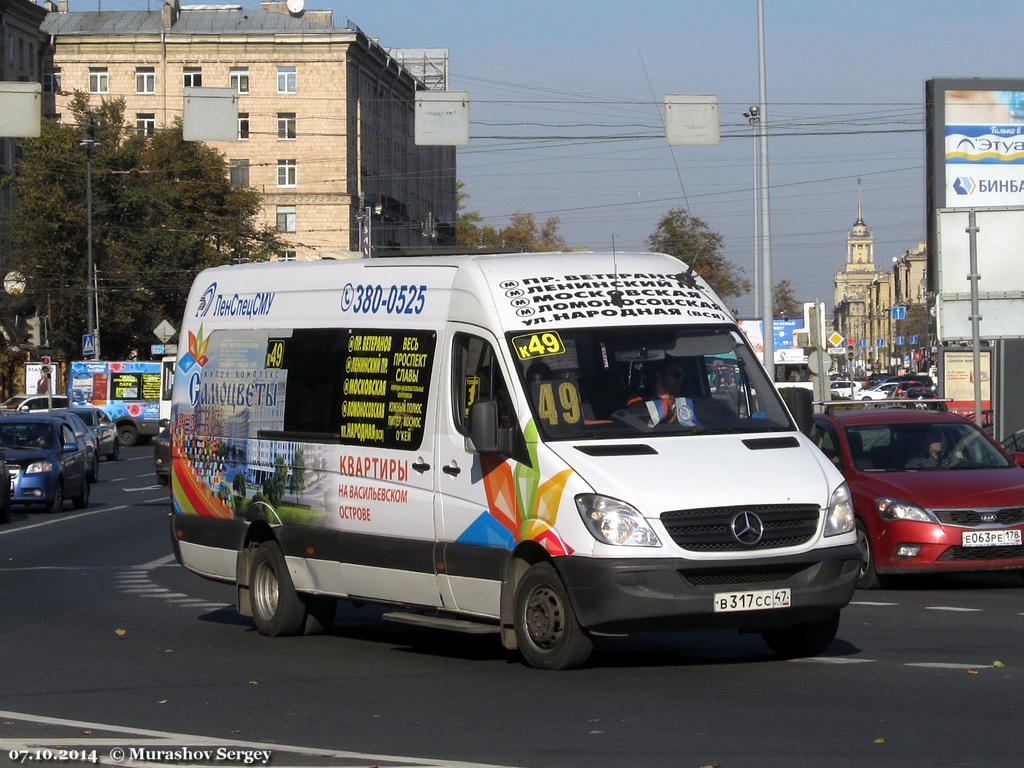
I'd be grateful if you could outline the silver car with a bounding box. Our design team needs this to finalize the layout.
[65,407,119,462]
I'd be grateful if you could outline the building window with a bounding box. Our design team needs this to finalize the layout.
[43,69,61,93]
[136,113,156,136]
[229,67,249,94]
[276,205,296,233]
[183,67,203,88]
[136,67,155,94]
[277,113,296,140]
[278,250,297,262]
[237,113,249,140]
[89,68,109,94]
[229,159,250,187]
[277,159,297,187]
[277,66,296,94]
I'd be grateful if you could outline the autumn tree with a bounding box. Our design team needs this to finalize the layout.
[456,186,567,252]
[6,92,280,360]
[772,279,802,318]
[646,208,750,301]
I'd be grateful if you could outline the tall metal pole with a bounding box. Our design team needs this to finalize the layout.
[82,120,99,359]
[745,108,761,318]
[757,0,774,380]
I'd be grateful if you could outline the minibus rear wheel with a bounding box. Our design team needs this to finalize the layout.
[513,562,593,670]
[250,541,306,636]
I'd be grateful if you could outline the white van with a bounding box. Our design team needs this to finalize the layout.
[168,252,859,669]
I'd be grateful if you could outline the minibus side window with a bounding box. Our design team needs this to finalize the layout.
[452,334,513,436]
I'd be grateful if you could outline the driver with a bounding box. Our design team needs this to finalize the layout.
[906,430,948,468]
[626,360,699,427]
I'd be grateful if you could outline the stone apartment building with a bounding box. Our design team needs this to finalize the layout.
[41,0,457,261]
[0,0,49,269]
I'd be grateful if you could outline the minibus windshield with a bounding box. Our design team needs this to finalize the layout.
[509,325,794,440]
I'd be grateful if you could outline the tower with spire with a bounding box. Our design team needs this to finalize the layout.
[834,180,878,309]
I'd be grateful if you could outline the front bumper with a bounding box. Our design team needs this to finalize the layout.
[872,519,1024,575]
[556,543,861,633]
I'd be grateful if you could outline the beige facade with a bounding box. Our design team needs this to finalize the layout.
[42,1,456,261]
[833,195,931,374]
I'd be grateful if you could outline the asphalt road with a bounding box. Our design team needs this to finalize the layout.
[2,447,1023,768]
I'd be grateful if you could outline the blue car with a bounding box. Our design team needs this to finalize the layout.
[0,415,90,512]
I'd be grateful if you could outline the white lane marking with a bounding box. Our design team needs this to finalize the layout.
[0,498,168,536]
[925,606,983,612]
[905,662,993,669]
[0,709,516,768]
[850,600,899,606]
[790,657,876,664]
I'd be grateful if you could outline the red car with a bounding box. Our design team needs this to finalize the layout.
[811,408,1024,588]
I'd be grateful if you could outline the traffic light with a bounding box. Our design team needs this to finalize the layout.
[846,345,855,361]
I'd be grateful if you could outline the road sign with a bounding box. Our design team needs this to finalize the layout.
[891,306,906,321]
[828,332,844,348]
[153,319,177,343]
[82,334,95,357]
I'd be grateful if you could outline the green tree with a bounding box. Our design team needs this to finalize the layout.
[456,186,567,252]
[646,208,750,301]
[6,92,280,360]
[263,454,288,509]
[288,448,306,501]
[772,279,802,318]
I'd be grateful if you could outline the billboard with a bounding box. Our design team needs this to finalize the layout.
[926,78,1024,291]
[926,78,1024,342]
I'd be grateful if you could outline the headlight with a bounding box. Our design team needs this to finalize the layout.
[26,461,55,474]
[575,494,662,547]
[824,483,855,536]
[876,497,934,523]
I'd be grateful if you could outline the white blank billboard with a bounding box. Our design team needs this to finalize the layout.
[936,206,1024,340]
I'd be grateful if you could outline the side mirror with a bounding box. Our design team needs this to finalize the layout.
[62,441,79,453]
[1014,452,1024,469]
[467,399,514,454]
[780,387,813,436]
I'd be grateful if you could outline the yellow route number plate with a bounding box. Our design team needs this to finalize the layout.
[511,331,565,360]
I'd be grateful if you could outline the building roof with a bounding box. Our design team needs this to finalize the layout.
[42,6,347,36]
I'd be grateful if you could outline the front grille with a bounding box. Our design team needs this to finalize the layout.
[661,504,820,552]
[937,545,1024,562]
[935,507,1024,526]
[681,563,808,587]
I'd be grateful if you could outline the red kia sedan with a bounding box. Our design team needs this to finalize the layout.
[811,408,1024,589]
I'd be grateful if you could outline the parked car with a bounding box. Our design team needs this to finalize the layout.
[829,379,861,399]
[152,424,170,485]
[47,409,100,483]
[880,373,935,389]
[63,406,119,462]
[901,386,937,400]
[0,450,11,524]
[0,415,90,512]
[858,381,900,401]
[811,408,1024,589]
[1,394,70,412]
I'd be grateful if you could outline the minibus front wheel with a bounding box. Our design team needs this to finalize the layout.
[513,562,593,670]
[250,541,306,636]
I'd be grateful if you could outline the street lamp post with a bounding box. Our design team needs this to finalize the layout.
[80,119,100,359]
[743,106,761,318]
[755,0,774,379]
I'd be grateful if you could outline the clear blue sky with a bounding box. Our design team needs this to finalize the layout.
[87,0,1024,315]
